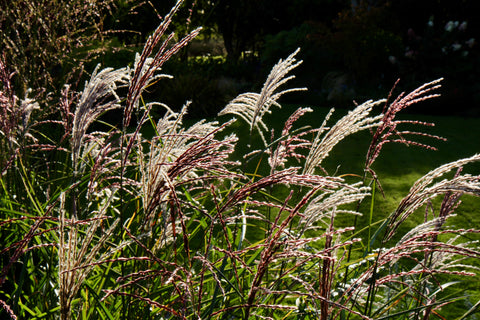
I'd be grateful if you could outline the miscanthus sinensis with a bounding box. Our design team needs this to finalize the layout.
[218,48,307,147]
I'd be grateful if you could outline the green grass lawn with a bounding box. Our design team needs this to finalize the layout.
[219,101,480,225]
[258,102,480,209]
[219,100,480,240]
[258,103,480,318]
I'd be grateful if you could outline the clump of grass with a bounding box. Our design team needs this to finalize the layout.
[1,1,480,319]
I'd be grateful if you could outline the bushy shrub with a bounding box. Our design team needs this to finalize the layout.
[390,17,480,115]
[150,73,234,119]
[260,1,480,115]
[260,4,404,107]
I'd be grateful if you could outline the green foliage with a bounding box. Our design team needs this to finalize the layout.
[259,5,404,107]
[262,24,319,67]
[330,4,403,79]
[150,72,230,119]
[155,55,261,119]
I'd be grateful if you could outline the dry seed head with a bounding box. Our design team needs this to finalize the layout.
[71,65,130,172]
[300,182,370,232]
[386,154,480,241]
[365,78,446,171]
[303,99,385,175]
[268,107,315,172]
[219,48,307,146]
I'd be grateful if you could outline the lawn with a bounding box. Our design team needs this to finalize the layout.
[257,102,480,207]
[218,99,480,318]
[258,103,480,318]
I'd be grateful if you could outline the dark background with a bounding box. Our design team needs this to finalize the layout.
[131,0,480,118]
[2,0,479,118]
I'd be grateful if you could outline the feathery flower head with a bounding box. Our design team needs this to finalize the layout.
[219,48,307,146]
[71,65,130,172]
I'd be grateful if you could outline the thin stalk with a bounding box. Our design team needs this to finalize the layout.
[367,180,376,254]
[343,173,373,287]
